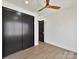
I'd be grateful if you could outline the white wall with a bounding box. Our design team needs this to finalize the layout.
[2,1,39,46]
[45,6,77,52]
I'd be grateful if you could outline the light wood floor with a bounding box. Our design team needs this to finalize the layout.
[4,42,77,59]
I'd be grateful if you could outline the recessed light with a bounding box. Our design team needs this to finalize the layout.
[25,1,29,4]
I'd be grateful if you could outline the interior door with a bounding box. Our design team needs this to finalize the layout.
[2,7,22,57]
[22,13,34,49]
[39,21,44,42]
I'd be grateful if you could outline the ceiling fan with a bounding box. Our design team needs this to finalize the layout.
[38,0,61,12]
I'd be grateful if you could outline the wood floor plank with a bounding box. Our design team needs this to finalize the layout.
[4,42,77,59]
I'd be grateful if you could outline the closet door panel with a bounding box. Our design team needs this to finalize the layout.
[22,13,34,49]
[2,7,22,57]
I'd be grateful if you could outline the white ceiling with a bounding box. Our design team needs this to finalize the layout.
[3,0,76,12]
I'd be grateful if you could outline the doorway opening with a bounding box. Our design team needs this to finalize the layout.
[39,20,44,42]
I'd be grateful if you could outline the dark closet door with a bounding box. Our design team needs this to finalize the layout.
[22,13,34,49]
[3,7,22,57]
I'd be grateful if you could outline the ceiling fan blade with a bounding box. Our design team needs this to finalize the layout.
[48,5,61,9]
[38,6,47,12]
[46,0,50,6]
[38,0,50,12]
